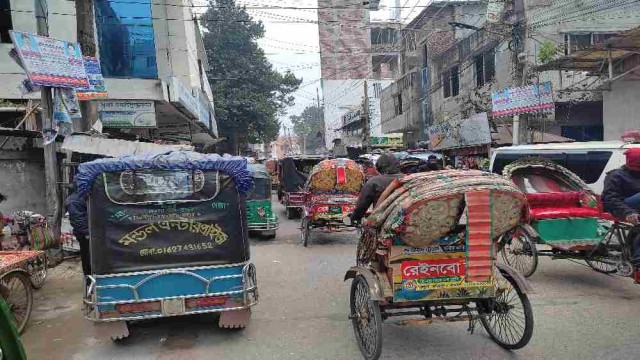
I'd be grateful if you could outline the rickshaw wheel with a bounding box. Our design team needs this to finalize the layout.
[500,229,538,277]
[350,275,383,360]
[27,256,48,290]
[0,272,33,334]
[301,218,311,247]
[585,234,621,274]
[286,207,299,220]
[480,273,534,350]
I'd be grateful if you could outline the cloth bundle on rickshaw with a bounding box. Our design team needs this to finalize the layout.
[366,170,526,248]
[307,158,365,193]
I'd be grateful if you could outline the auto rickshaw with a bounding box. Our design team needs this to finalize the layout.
[76,151,259,340]
[248,163,278,239]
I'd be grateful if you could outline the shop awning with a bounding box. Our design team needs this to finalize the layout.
[535,26,640,73]
[61,135,193,158]
[492,125,574,145]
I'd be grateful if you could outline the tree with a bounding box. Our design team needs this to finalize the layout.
[290,105,325,154]
[201,0,301,153]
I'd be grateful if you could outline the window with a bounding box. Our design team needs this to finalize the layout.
[373,83,382,98]
[0,0,12,43]
[95,0,158,78]
[475,49,496,87]
[442,66,459,98]
[422,43,428,67]
[393,94,403,116]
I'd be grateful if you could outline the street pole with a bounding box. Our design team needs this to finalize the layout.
[511,0,527,144]
[317,87,326,151]
[35,0,61,238]
[76,0,98,132]
[363,80,371,152]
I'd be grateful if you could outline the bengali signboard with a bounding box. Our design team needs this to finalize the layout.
[98,100,156,128]
[428,112,491,151]
[76,57,108,101]
[491,82,554,118]
[170,77,213,129]
[9,31,89,89]
[371,133,403,148]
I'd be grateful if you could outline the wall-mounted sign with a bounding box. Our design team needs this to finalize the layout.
[9,31,89,89]
[371,133,403,148]
[170,77,214,131]
[428,112,491,151]
[76,56,108,101]
[491,82,554,117]
[98,100,156,128]
[341,108,362,127]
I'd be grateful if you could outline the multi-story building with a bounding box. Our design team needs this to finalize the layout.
[0,0,217,215]
[317,0,399,146]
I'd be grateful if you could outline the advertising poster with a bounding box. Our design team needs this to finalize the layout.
[98,100,156,128]
[76,56,108,101]
[9,31,89,89]
[491,82,554,117]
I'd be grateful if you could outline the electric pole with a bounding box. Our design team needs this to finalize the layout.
[76,0,98,132]
[316,87,326,151]
[35,0,61,238]
[363,81,371,152]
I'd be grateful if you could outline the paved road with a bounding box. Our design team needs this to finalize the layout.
[22,199,640,360]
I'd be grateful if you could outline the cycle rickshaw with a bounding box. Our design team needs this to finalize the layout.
[300,158,364,247]
[500,158,635,277]
[345,170,534,360]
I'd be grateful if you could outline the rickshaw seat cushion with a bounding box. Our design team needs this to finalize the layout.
[526,191,582,208]
[530,207,600,220]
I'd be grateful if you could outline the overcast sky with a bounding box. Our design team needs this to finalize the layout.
[197,0,432,134]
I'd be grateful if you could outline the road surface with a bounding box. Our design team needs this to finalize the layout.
[22,199,640,360]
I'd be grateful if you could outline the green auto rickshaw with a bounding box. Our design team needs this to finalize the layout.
[248,164,278,238]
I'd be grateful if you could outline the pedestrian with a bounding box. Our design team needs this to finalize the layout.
[66,186,91,276]
[602,148,640,283]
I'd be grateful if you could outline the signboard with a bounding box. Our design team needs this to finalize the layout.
[98,100,156,128]
[170,77,213,129]
[486,0,505,23]
[428,112,491,151]
[9,31,89,89]
[341,108,361,127]
[491,82,554,117]
[371,133,403,148]
[76,57,108,101]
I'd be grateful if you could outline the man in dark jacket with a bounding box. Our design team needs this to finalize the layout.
[350,153,403,223]
[602,148,640,283]
[66,189,91,275]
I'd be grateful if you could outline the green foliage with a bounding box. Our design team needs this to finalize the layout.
[538,41,560,64]
[202,0,301,149]
[290,105,325,154]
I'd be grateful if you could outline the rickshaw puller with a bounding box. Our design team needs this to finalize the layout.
[350,153,402,223]
[66,187,91,276]
[602,148,640,283]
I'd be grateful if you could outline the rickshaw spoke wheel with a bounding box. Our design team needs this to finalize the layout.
[500,230,538,277]
[586,237,620,274]
[480,273,533,350]
[27,256,48,290]
[301,218,311,247]
[1,272,33,334]
[350,275,382,360]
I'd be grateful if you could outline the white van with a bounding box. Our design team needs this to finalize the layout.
[490,141,640,195]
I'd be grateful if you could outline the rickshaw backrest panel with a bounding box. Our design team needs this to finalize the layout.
[89,171,250,275]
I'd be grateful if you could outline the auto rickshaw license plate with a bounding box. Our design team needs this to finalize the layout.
[329,205,342,214]
[162,298,185,316]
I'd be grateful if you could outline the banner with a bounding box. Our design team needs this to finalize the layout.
[371,133,403,148]
[98,100,156,128]
[428,112,491,151]
[76,57,108,101]
[492,82,554,117]
[9,31,89,89]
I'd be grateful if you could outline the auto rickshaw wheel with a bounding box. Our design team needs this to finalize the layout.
[0,272,33,334]
[261,230,276,239]
[301,218,311,247]
[350,275,382,360]
[500,228,539,277]
[480,273,534,350]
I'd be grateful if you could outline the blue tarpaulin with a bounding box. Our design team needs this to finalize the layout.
[75,151,253,196]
